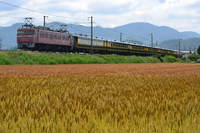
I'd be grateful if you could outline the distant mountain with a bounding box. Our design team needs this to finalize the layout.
[0,22,200,50]
[0,23,22,49]
[160,38,200,51]
[113,23,200,43]
[181,31,200,38]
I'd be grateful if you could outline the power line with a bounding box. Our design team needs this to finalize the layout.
[0,0,88,25]
[0,1,47,15]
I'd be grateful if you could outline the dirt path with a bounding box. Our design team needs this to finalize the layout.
[0,64,200,77]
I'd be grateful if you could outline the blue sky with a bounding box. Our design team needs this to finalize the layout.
[0,0,25,11]
[0,0,200,33]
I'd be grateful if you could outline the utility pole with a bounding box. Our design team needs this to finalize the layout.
[88,16,93,54]
[120,33,123,42]
[155,41,158,47]
[43,16,48,27]
[189,47,192,54]
[183,45,186,51]
[151,33,154,48]
[194,47,197,54]
[0,38,2,50]
[178,39,181,55]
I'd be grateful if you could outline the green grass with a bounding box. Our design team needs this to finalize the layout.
[0,51,182,65]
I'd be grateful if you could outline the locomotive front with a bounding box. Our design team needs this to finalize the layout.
[17,27,37,49]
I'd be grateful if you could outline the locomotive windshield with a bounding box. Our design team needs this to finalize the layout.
[17,30,35,35]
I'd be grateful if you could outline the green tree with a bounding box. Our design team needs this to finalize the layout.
[198,45,200,55]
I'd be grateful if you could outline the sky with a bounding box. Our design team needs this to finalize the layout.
[0,0,200,33]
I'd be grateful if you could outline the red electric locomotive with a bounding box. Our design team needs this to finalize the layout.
[17,25,74,52]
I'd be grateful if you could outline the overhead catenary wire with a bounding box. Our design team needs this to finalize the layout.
[0,0,94,40]
[0,0,88,25]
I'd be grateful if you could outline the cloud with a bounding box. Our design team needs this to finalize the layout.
[0,0,200,33]
[159,0,166,3]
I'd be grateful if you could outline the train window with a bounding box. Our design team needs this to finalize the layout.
[44,33,47,38]
[50,34,53,39]
[47,33,50,38]
[17,31,23,34]
[63,35,65,40]
[40,32,44,38]
[66,36,69,40]
[57,34,60,40]
[18,30,35,34]
[58,35,61,40]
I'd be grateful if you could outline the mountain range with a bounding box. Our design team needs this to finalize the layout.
[0,22,200,51]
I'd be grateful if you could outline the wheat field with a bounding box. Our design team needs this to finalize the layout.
[0,64,200,133]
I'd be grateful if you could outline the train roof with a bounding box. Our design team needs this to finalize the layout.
[74,34,177,52]
[18,26,70,34]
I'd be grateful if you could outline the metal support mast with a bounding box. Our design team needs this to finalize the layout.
[151,33,154,48]
[178,39,181,55]
[0,38,2,50]
[120,33,123,42]
[88,16,93,54]
[43,16,48,27]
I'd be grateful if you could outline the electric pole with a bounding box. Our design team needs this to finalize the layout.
[194,47,197,54]
[0,38,2,50]
[151,33,154,48]
[155,41,158,47]
[178,39,181,55]
[43,16,48,27]
[88,16,93,54]
[120,33,123,42]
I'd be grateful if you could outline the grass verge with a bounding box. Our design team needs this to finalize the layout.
[0,51,182,65]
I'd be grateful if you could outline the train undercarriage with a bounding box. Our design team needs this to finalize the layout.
[18,43,162,56]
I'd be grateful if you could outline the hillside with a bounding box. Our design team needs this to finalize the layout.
[160,38,200,51]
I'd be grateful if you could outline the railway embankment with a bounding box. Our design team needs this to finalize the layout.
[0,51,191,65]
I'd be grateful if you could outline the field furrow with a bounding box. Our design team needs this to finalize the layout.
[0,64,200,133]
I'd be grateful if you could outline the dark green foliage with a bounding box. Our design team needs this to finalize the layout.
[197,45,200,55]
[0,56,14,65]
[188,54,200,62]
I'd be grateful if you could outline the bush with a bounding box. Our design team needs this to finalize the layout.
[188,54,200,62]
[161,56,178,63]
[0,56,14,65]
[197,45,200,55]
